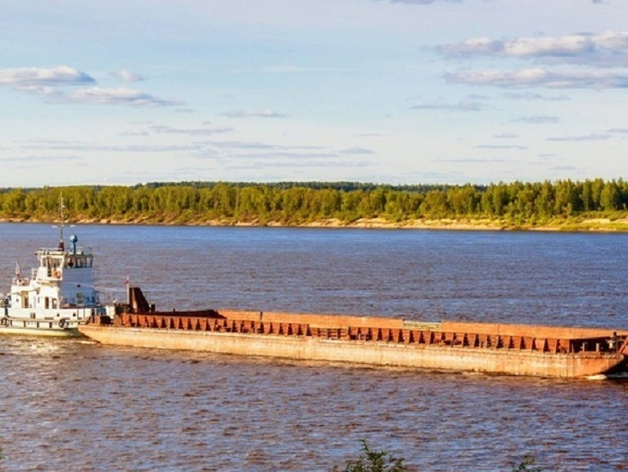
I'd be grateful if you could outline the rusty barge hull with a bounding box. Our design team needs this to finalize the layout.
[79,325,624,378]
[79,307,628,379]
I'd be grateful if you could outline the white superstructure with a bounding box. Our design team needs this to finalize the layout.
[1,232,106,336]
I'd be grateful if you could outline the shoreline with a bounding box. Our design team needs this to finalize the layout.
[1,216,628,232]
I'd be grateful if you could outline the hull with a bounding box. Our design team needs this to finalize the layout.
[0,326,81,337]
[0,316,85,337]
[79,325,626,378]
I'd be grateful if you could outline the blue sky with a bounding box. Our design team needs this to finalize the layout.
[2,0,628,187]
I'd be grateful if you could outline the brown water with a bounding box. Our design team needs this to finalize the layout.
[1,224,628,471]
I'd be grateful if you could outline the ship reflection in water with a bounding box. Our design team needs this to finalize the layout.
[1,224,628,471]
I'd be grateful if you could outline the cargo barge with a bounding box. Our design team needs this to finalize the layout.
[79,287,628,379]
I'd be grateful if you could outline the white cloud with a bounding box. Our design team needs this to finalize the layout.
[503,92,569,101]
[447,68,628,88]
[118,129,150,137]
[339,147,376,155]
[547,133,612,142]
[388,0,461,4]
[439,31,628,61]
[259,66,350,74]
[0,66,181,108]
[434,157,509,164]
[63,87,182,107]
[513,115,560,124]
[1,155,82,163]
[0,66,94,91]
[112,69,145,83]
[410,98,483,111]
[227,151,338,159]
[204,140,325,151]
[222,109,288,118]
[149,125,233,136]
[475,145,527,150]
[20,140,198,153]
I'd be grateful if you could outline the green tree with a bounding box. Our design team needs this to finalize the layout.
[319,188,342,218]
[491,183,510,216]
[513,183,537,218]
[580,179,594,211]
[447,185,479,216]
[534,181,555,218]
[341,190,365,222]
[553,179,579,216]
[213,183,237,217]
[591,178,605,210]
[600,181,620,212]
[2,189,27,217]
[420,190,449,218]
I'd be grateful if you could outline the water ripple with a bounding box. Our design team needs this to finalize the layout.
[1,225,628,471]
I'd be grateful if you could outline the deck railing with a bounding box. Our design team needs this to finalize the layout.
[111,312,624,355]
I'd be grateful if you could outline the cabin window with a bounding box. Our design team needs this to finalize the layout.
[45,297,50,309]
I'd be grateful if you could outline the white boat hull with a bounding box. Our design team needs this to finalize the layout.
[0,325,81,337]
[0,316,84,337]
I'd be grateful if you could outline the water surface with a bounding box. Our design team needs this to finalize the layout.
[1,224,627,471]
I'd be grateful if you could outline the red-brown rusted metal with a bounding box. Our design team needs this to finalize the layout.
[85,287,626,362]
[102,308,628,357]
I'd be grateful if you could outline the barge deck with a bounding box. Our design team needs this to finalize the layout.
[79,287,628,379]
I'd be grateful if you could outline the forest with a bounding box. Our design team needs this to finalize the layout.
[0,179,627,229]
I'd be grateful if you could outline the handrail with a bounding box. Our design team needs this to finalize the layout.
[113,312,626,355]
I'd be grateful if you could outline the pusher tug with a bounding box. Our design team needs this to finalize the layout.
[1,223,106,337]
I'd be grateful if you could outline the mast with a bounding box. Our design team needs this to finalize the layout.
[58,196,65,251]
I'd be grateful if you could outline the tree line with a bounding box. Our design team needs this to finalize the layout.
[0,179,626,226]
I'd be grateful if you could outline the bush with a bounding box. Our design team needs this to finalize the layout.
[338,440,406,472]
[512,454,544,472]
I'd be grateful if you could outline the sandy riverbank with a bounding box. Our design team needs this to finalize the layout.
[3,215,628,232]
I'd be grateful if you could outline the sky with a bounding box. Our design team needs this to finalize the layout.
[1,0,628,187]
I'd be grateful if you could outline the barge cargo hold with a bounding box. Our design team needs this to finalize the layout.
[79,287,628,379]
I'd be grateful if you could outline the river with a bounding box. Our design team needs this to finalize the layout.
[0,223,627,471]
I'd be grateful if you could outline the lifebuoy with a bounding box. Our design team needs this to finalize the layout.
[1,317,8,327]
[58,319,66,328]
[54,270,61,278]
